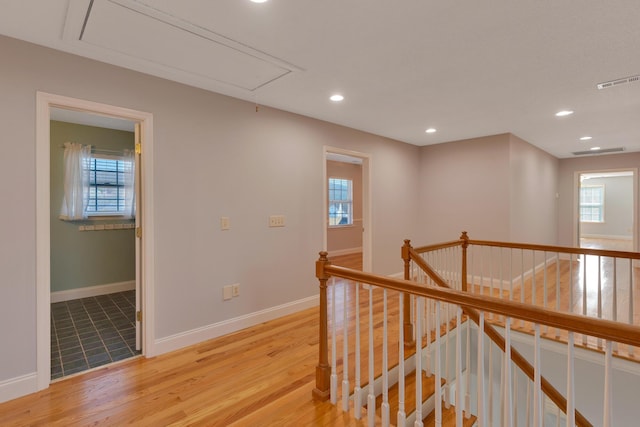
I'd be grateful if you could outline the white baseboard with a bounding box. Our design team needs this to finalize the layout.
[328,247,362,257]
[581,234,632,241]
[51,280,135,303]
[154,294,319,356]
[0,372,37,404]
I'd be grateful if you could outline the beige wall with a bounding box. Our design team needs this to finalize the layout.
[326,160,363,254]
[0,35,421,387]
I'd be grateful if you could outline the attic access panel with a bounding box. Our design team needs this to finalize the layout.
[79,0,294,91]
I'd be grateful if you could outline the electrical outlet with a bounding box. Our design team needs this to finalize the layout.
[223,285,233,301]
[232,283,240,297]
[269,215,285,227]
[220,216,230,231]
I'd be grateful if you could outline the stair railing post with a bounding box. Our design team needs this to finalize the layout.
[402,239,415,347]
[460,231,469,292]
[313,251,332,401]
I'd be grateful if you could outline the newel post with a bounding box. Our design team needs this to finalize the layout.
[312,251,331,401]
[401,240,416,347]
[460,231,469,292]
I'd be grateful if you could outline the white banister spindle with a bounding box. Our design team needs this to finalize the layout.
[342,281,350,412]
[397,292,406,426]
[521,249,525,328]
[381,289,390,426]
[477,313,486,427]
[582,255,588,345]
[455,307,462,427]
[597,256,602,348]
[489,247,494,320]
[504,317,513,427]
[533,324,542,427]
[354,282,362,419]
[569,254,574,316]
[444,301,451,408]
[531,251,536,308]
[603,340,613,427]
[488,342,493,425]
[629,260,635,356]
[556,253,561,339]
[434,300,442,427]
[499,354,504,426]
[330,279,337,405]
[464,319,471,419]
[543,252,548,334]
[415,297,424,427]
[613,259,618,322]
[566,332,575,427]
[510,248,514,301]
[425,297,432,377]
[367,285,375,427]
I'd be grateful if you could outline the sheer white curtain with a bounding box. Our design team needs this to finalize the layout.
[59,142,91,220]
[123,149,136,218]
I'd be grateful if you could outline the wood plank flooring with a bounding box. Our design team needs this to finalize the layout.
[2,249,638,426]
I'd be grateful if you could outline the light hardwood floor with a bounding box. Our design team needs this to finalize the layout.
[2,250,638,426]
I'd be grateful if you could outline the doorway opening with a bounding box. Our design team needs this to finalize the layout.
[36,92,155,390]
[50,109,139,379]
[323,147,372,272]
[575,169,637,252]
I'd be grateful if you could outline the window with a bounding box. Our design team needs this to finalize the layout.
[328,178,353,226]
[86,155,134,216]
[580,185,604,222]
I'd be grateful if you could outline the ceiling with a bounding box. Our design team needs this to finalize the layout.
[2,0,640,158]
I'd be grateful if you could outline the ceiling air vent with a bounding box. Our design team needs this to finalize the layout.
[572,148,625,156]
[597,75,640,90]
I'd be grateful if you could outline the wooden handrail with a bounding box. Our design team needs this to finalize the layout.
[413,235,640,260]
[407,247,594,426]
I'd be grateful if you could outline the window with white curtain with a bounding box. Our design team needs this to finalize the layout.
[60,142,135,220]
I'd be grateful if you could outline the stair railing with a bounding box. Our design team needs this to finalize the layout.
[314,247,640,426]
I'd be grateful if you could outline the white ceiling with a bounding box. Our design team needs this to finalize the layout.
[2,0,640,158]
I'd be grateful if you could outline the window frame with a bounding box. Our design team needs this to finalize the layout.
[328,177,354,227]
[579,184,605,223]
[85,153,133,218]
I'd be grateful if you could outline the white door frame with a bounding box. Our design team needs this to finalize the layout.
[573,168,638,251]
[323,146,372,271]
[36,91,156,390]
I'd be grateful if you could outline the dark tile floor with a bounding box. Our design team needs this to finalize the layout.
[51,290,140,380]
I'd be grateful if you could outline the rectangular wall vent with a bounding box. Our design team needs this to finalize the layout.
[597,75,639,90]
[572,147,625,156]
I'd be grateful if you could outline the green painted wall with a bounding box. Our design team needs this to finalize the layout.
[50,120,136,293]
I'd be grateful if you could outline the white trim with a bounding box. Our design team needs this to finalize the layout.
[153,295,319,355]
[50,281,136,303]
[0,373,37,404]
[328,247,363,257]
[36,92,155,394]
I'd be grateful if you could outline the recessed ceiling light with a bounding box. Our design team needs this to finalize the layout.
[250,0,268,3]
[425,128,437,134]
[590,147,601,151]
[330,94,344,102]
[579,136,592,141]
[555,110,574,117]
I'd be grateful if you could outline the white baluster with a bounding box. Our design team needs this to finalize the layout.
[569,254,574,316]
[354,282,362,419]
[597,256,602,348]
[556,253,561,339]
[398,292,406,426]
[532,251,536,309]
[367,285,375,427]
[543,251,548,334]
[415,297,424,427]
[425,296,432,377]
[510,248,514,301]
[381,289,389,426]
[477,313,486,427]
[566,332,575,427]
[630,260,635,357]
[330,278,337,405]
[521,249,525,328]
[464,319,471,419]
[514,366,518,425]
[613,258,618,323]
[434,300,442,427]
[444,300,451,409]
[342,280,349,412]
[488,341,493,425]
[582,255,588,346]
[489,247,494,320]
[533,324,542,427]
[603,340,613,427]
[504,317,513,427]
[455,307,462,427]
